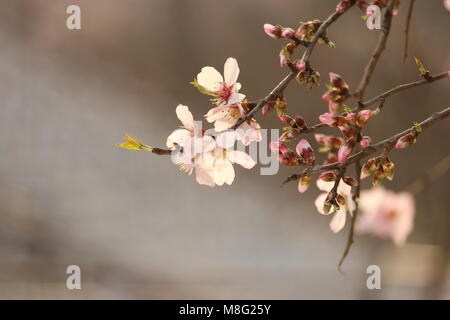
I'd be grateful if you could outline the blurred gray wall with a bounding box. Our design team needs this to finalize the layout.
[0,0,449,299]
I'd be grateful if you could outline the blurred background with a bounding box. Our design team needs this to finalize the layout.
[0,0,449,299]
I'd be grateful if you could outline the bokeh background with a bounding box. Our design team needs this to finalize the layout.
[0,0,449,299]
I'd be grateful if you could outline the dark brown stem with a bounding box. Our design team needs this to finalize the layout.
[356,1,395,101]
[337,159,362,273]
[403,0,416,63]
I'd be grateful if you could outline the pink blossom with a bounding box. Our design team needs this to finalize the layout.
[281,27,295,38]
[196,57,245,107]
[356,187,415,246]
[337,138,355,162]
[314,179,356,233]
[445,0,450,11]
[264,23,282,39]
[205,104,261,146]
[296,139,315,164]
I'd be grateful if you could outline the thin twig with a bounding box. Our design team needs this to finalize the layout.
[337,159,362,273]
[284,107,450,183]
[356,1,395,101]
[230,2,356,131]
[403,0,416,63]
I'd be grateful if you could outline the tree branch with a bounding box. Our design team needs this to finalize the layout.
[403,0,416,63]
[356,0,395,101]
[230,1,356,131]
[284,106,450,182]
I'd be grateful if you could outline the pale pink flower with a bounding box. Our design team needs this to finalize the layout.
[196,57,245,107]
[356,187,415,246]
[205,104,262,146]
[166,105,216,186]
[202,131,256,186]
[314,179,356,233]
[444,0,450,11]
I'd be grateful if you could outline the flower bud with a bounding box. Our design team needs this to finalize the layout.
[329,72,345,88]
[293,115,306,128]
[372,169,385,186]
[279,128,300,142]
[294,60,306,71]
[343,176,359,187]
[336,0,351,13]
[360,157,378,180]
[281,27,295,38]
[298,175,312,193]
[357,109,372,128]
[269,141,288,154]
[336,194,346,206]
[338,125,357,138]
[320,171,337,182]
[296,139,315,164]
[338,138,355,162]
[264,23,282,39]
[395,132,417,149]
[360,136,372,148]
[319,113,346,127]
[328,102,341,114]
[261,102,273,116]
[382,158,395,181]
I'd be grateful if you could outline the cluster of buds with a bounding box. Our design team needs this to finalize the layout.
[315,134,345,165]
[296,64,321,90]
[395,124,421,149]
[279,41,298,68]
[336,0,369,13]
[321,73,351,114]
[279,115,307,142]
[270,139,315,168]
[264,24,296,39]
[361,156,395,185]
[320,170,359,187]
[319,108,373,162]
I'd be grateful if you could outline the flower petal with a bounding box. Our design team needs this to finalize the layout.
[330,209,346,233]
[227,150,256,169]
[314,193,328,215]
[195,165,215,187]
[215,131,237,149]
[316,179,334,192]
[213,161,235,185]
[176,104,195,131]
[197,66,223,92]
[224,57,239,86]
[166,128,191,148]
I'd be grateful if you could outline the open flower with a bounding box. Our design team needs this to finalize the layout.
[314,179,356,233]
[205,104,262,146]
[203,131,256,186]
[166,105,216,186]
[195,57,245,107]
[356,187,415,246]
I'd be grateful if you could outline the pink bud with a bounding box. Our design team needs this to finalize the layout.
[298,175,312,193]
[279,52,288,68]
[319,113,336,126]
[329,72,344,88]
[321,91,331,101]
[294,60,306,71]
[281,28,295,38]
[447,71,450,77]
[320,171,337,182]
[360,136,372,148]
[357,109,372,128]
[394,133,416,149]
[338,138,355,162]
[264,23,282,39]
[296,139,315,164]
